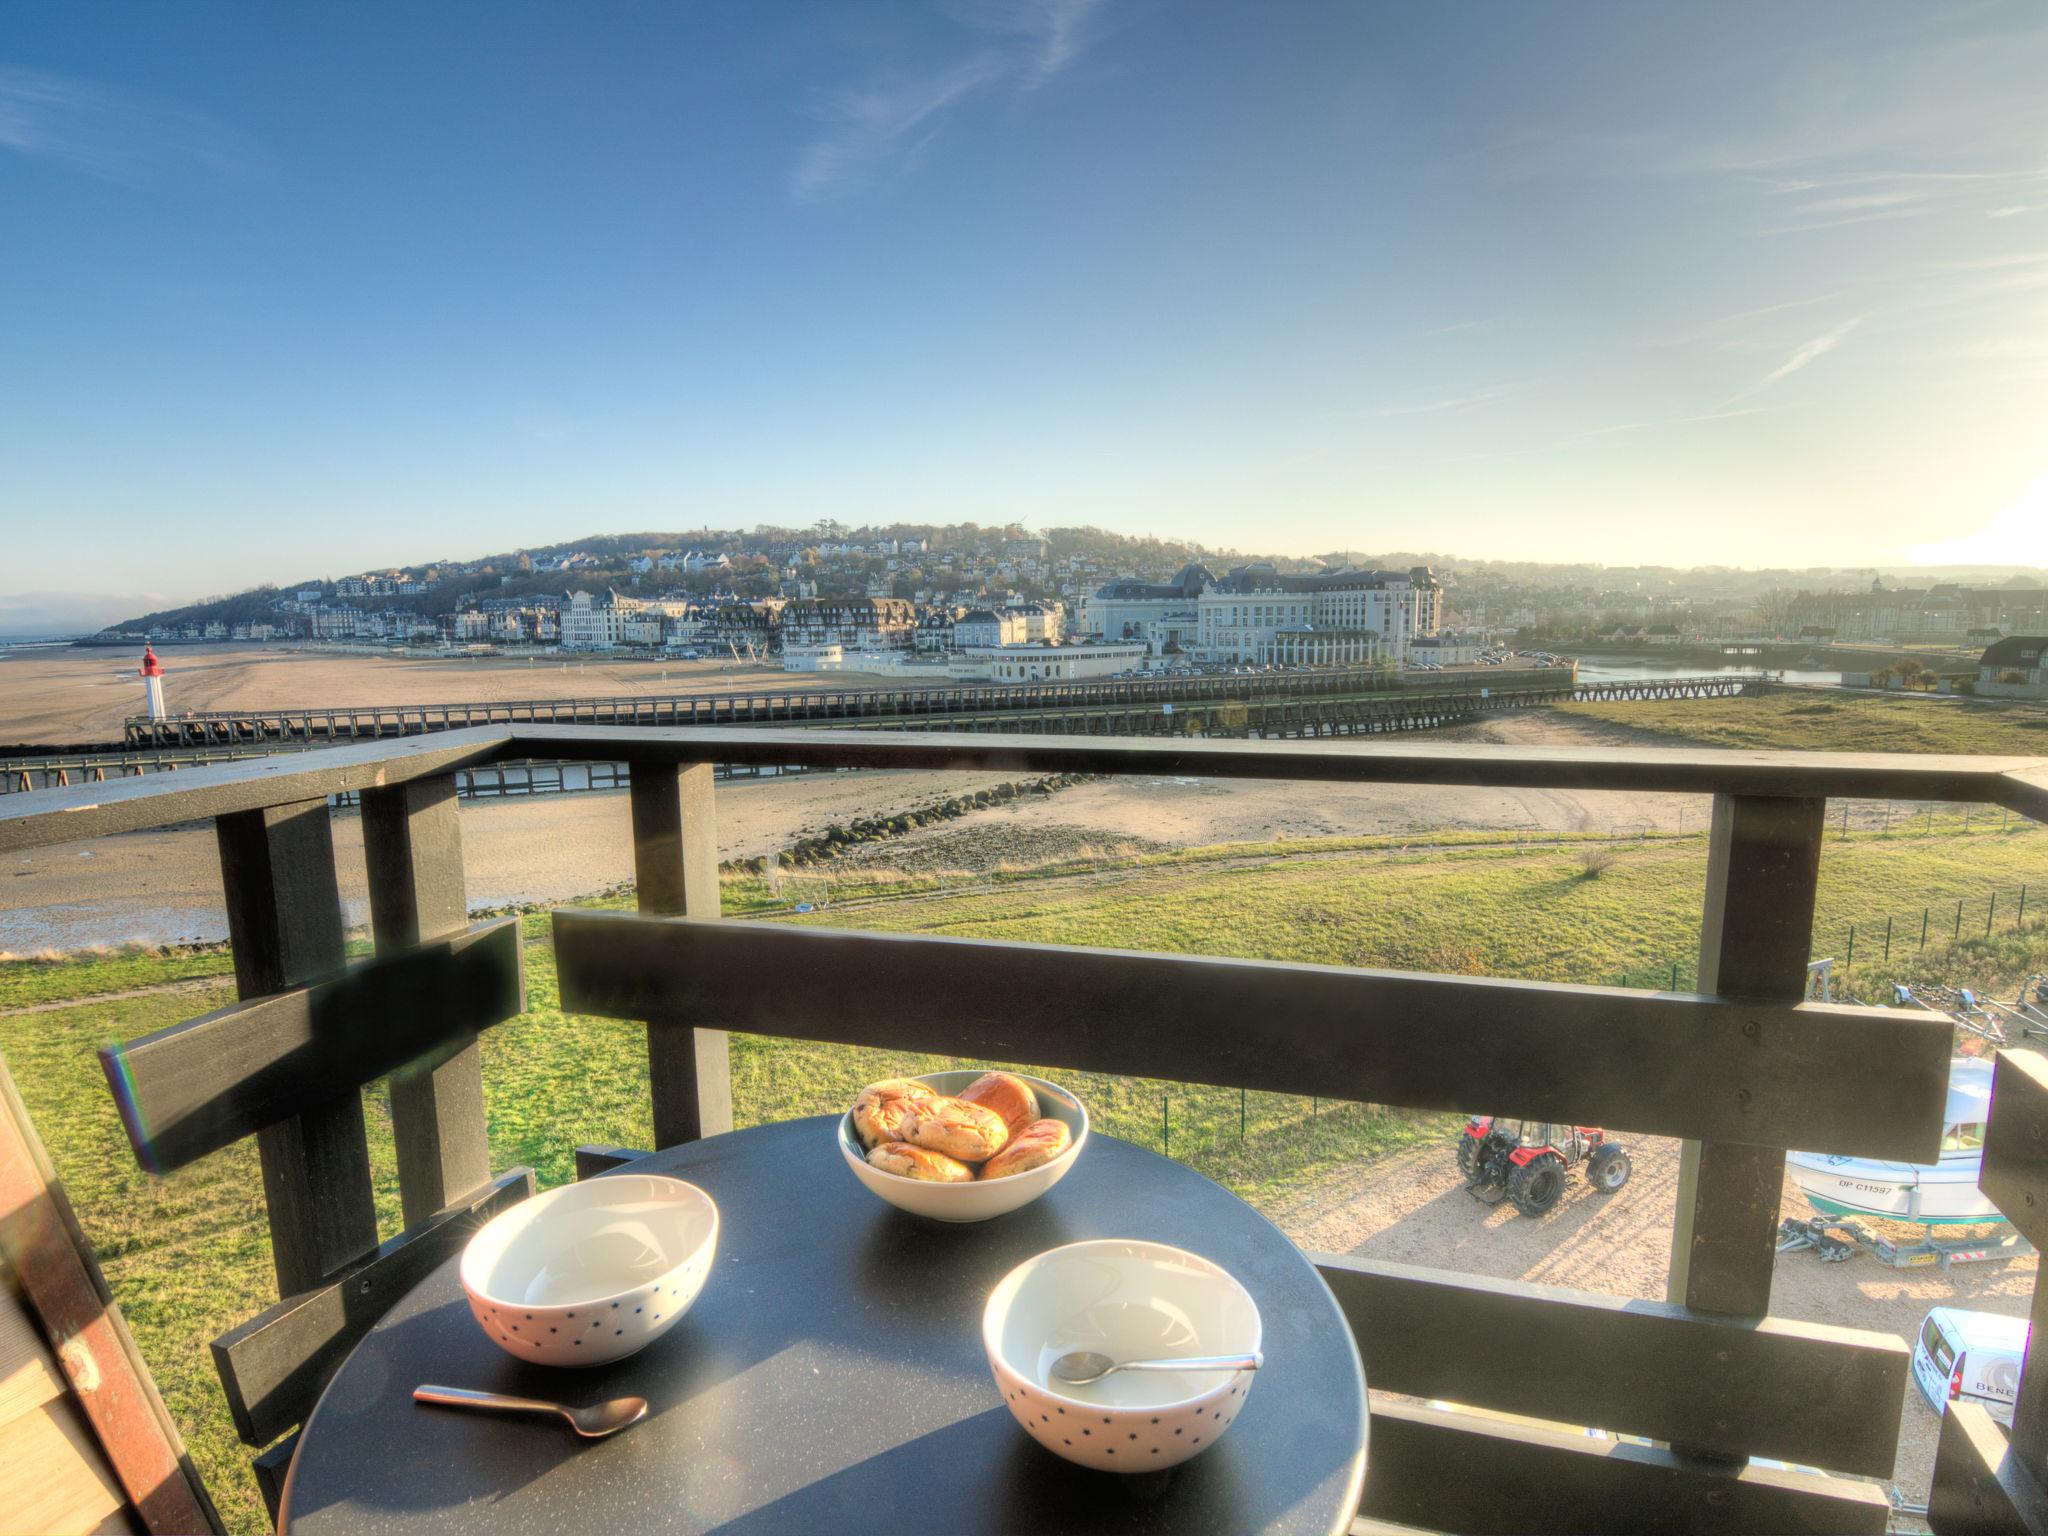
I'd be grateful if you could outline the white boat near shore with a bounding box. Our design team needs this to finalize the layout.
[1787,1058,2003,1227]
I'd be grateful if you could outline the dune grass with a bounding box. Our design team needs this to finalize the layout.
[1551,691,2048,756]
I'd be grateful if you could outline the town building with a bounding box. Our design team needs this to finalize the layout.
[1405,633,1477,667]
[779,598,918,651]
[1005,599,1063,642]
[1082,564,1213,655]
[1781,585,2048,644]
[697,599,784,657]
[964,641,1149,682]
[953,608,1027,648]
[1978,636,2048,699]
[559,589,656,650]
[1193,564,1441,666]
[914,607,961,651]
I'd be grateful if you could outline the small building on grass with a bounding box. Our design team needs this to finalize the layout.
[1977,635,2048,698]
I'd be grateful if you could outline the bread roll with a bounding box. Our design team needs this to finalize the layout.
[958,1071,1040,1138]
[851,1078,936,1149]
[979,1118,1072,1181]
[866,1141,974,1182]
[903,1095,1010,1162]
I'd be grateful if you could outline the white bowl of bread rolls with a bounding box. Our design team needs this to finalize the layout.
[839,1069,1088,1222]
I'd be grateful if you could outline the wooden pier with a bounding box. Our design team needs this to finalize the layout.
[118,665,1755,749]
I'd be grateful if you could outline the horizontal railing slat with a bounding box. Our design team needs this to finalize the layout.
[510,725,2046,803]
[1316,1254,1905,1477]
[0,731,506,852]
[6,723,2047,852]
[212,1167,534,1447]
[551,910,1950,1159]
[100,917,524,1173]
[1361,1397,1891,1535]
[2003,766,2048,826]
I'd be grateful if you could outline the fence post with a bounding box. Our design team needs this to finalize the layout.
[629,760,733,1147]
[1846,926,1855,968]
[1988,893,1997,937]
[1669,793,1825,1320]
[362,774,492,1227]
[1921,908,1930,953]
[1956,900,1965,941]
[2022,886,2030,928]
[1884,915,1892,963]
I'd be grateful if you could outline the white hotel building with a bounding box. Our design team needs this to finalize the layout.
[1084,563,1441,667]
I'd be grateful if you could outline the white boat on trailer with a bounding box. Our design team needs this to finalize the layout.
[1786,1057,2003,1227]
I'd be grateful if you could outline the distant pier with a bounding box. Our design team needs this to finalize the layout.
[0,667,1769,800]
[116,664,1756,750]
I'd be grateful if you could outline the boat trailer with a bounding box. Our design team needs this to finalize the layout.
[1777,1215,2035,1270]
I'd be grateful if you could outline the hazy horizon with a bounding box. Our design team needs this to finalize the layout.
[5,1,2047,625]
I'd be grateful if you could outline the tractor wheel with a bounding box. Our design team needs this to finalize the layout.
[1507,1154,1566,1216]
[1586,1143,1632,1193]
[1456,1134,1481,1182]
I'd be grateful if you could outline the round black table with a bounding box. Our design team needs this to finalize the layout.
[281,1117,1367,1536]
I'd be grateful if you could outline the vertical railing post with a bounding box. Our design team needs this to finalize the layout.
[629,759,733,1146]
[1668,793,1825,1319]
[1984,1052,2048,1493]
[216,799,379,1297]
[362,774,492,1227]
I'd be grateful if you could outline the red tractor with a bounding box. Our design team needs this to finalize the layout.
[1457,1117,1632,1217]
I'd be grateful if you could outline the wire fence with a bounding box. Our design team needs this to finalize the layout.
[1608,880,2041,994]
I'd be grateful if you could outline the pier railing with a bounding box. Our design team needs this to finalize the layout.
[4,727,2045,1532]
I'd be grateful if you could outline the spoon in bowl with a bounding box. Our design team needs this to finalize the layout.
[1048,1350,1263,1386]
[413,1385,648,1438]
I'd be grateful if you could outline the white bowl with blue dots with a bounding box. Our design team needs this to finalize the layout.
[983,1239,1261,1472]
[460,1174,718,1367]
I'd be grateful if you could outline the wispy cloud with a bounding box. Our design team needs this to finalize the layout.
[1336,381,1531,420]
[1728,316,1864,400]
[1394,319,1495,343]
[0,65,249,182]
[1578,405,1774,439]
[792,0,1106,203]
[1655,293,1843,349]
[1751,166,2048,236]
[791,57,1001,205]
[951,0,1106,83]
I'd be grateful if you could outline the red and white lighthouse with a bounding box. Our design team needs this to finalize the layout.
[139,645,166,722]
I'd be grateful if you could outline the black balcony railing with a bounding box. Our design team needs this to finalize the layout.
[4,726,2046,1532]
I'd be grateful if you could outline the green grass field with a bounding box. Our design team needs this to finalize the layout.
[4,814,2046,1529]
[1551,690,2048,756]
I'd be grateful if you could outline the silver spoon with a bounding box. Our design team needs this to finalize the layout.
[1048,1350,1263,1386]
[413,1384,648,1439]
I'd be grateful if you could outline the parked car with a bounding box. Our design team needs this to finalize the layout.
[1912,1306,2029,1422]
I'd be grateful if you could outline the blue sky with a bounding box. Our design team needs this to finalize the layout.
[3,1,2047,630]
